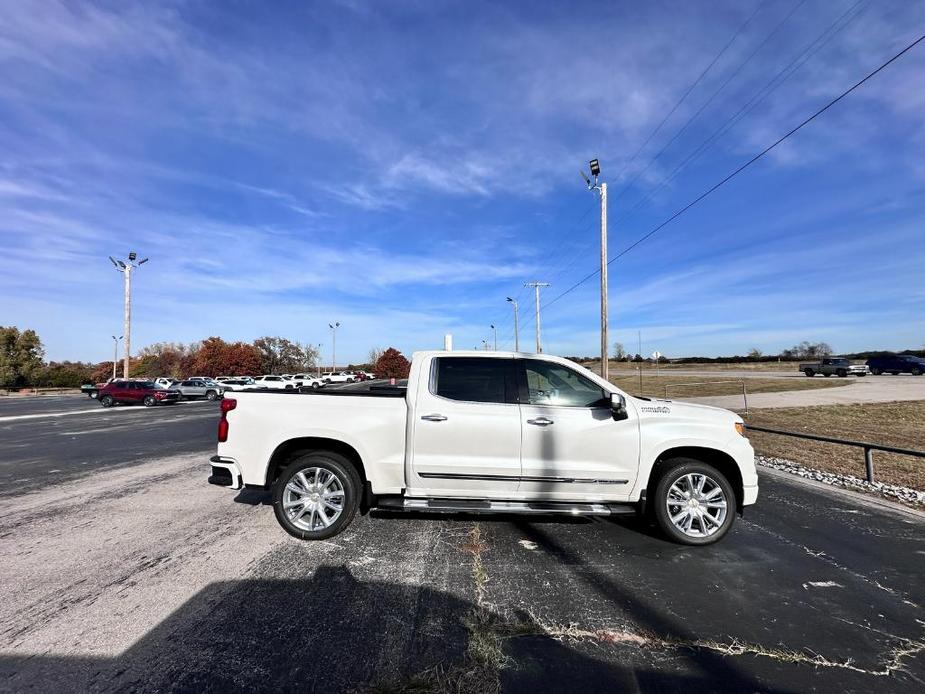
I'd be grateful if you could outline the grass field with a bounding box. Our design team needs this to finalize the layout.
[582,359,805,374]
[746,401,925,491]
[611,374,850,399]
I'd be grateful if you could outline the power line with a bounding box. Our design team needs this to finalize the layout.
[614,0,809,204]
[613,0,866,227]
[613,0,767,185]
[537,31,925,313]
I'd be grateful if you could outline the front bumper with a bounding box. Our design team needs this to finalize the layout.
[209,455,243,490]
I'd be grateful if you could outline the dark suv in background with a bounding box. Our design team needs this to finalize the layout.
[98,381,181,407]
[865,354,925,375]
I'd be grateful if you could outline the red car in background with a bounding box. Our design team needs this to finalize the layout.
[98,380,181,407]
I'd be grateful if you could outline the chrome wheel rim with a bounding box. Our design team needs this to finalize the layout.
[666,473,727,538]
[283,467,345,532]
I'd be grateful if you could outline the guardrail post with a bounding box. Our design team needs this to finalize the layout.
[864,447,875,484]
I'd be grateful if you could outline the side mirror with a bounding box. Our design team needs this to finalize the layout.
[610,393,628,421]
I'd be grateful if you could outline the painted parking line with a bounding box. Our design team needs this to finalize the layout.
[0,401,213,423]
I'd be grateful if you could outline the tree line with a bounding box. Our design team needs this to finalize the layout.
[1,326,412,389]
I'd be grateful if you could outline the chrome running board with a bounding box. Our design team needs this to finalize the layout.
[381,497,635,516]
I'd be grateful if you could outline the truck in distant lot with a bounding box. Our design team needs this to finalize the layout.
[865,354,924,376]
[209,351,757,546]
[800,358,869,378]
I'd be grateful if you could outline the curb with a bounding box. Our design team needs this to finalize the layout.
[758,465,925,521]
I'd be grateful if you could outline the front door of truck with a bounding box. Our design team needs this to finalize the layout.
[517,359,639,501]
[409,356,521,498]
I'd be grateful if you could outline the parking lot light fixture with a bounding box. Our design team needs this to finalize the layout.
[506,297,519,352]
[328,323,340,372]
[111,335,123,381]
[490,324,497,351]
[582,158,608,381]
[108,252,148,378]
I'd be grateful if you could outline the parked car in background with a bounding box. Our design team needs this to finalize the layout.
[98,380,180,407]
[221,378,257,392]
[253,375,297,390]
[800,358,869,378]
[81,382,104,398]
[866,354,925,375]
[292,373,325,389]
[173,378,225,400]
[322,371,356,384]
[210,351,757,546]
[153,377,176,389]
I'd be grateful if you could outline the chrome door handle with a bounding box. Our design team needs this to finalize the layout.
[527,417,554,426]
[421,414,447,422]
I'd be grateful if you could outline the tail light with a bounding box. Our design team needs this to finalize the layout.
[218,398,237,442]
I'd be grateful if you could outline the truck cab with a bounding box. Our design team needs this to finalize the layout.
[210,351,757,546]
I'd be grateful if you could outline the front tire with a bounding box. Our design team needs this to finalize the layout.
[653,459,736,546]
[871,368,881,375]
[205,390,218,401]
[272,452,361,540]
[804,369,814,377]
[837,369,847,378]
[100,395,114,408]
[143,395,156,407]
[913,368,923,376]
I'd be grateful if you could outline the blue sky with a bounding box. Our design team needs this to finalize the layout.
[1,0,924,364]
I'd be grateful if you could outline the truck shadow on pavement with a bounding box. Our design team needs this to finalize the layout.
[0,563,802,693]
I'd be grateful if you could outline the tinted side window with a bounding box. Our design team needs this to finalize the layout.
[434,358,511,404]
[522,360,607,407]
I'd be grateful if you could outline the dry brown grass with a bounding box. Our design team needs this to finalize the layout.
[609,373,850,399]
[584,359,804,373]
[747,401,925,490]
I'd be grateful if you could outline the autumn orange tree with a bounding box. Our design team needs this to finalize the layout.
[373,347,410,379]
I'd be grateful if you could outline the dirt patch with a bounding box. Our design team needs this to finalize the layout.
[609,373,850,399]
[747,400,925,490]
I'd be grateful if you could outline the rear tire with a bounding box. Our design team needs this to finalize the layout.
[804,369,814,377]
[823,373,831,377]
[272,452,361,540]
[100,395,114,408]
[913,368,923,376]
[837,369,847,378]
[653,459,736,546]
[143,395,156,407]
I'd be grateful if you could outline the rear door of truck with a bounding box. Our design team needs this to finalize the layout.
[408,355,521,497]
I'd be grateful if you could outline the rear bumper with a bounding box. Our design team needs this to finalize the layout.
[209,455,243,490]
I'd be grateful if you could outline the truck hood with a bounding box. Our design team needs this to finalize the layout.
[631,396,742,424]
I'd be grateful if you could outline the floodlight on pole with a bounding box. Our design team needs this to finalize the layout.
[582,158,609,381]
[506,297,519,352]
[329,322,340,372]
[108,251,148,378]
[111,335,123,381]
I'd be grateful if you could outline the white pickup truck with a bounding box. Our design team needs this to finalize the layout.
[209,351,757,546]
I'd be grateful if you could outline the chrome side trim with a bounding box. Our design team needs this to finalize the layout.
[417,472,628,485]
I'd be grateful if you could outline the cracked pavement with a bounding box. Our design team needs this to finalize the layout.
[0,396,922,692]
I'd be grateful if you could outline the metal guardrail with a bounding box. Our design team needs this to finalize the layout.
[664,380,748,417]
[744,425,925,484]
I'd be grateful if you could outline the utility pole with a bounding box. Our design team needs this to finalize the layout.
[524,281,550,353]
[111,335,123,381]
[109,252,148,378]
[581,159,609,381]
[490,324,497,351]
[328,322,340,372]
[506,297,519,352]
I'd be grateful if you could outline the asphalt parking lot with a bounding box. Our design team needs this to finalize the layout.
[0,395,922,693]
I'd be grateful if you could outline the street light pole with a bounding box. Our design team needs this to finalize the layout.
[506,297,519,352]
[524,281,550,353]
[582,159,609,381]
[328,322,340,372]
[109,252,148,379]
[490,324,497,351]
[111,335,123,381]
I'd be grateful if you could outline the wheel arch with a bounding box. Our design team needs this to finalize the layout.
[266,437,368,495]
[646,446,744,513]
